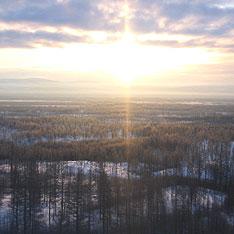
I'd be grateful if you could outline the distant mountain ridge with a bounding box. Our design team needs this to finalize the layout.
[0,78,58,84]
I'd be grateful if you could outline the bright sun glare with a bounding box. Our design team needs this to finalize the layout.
[1,2,215,87]
[94,1,213,86]
[0,0,221,89]
[3,35,214,87]
[103,33,213,86]
[106,33,139,85]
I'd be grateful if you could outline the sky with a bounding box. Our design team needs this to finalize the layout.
[0,0,234,88]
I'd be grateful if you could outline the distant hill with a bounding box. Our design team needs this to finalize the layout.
[0,78,58,85]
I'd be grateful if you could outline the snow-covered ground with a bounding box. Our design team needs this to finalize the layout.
[0,160,233,229]
[0,159,224,183]
[154,165,214,180]
[0,194,12,223]
[163,186,226,214]
[0,127,132,145]
[0,126,17,141]
[222,212,234,226]
[37,161,130,179]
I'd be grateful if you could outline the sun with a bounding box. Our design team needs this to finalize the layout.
[106,33,140,85]
[13,0,213,87]
[21,37,214,88]
[101,31,214,86]
[102,31,146,85]
[105,1,140,86]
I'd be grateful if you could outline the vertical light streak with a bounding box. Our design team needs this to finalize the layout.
[124,0,130,34]
[122,0,131,163]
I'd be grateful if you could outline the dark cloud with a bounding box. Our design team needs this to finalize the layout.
[0,29,86,47]
[0,0,124,31]
[132,0,234,36]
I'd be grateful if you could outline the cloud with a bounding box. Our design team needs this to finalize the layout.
[141,36,234,52]
[0,29,87,47]
[0,0,233,49]
[0,0,124,31]
[132,0,234,36]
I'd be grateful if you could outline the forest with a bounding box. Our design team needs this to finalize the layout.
[0,97,234,233]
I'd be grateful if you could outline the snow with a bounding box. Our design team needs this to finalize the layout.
[0,194,12,221]
[222,212,234,226]
[63,161,130,179]
[0,162,11,173]
[230,141,234,157]
[163,186,226,214]
[0,127,17,141]
[1,160,217,181]
[154,165,214,181]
